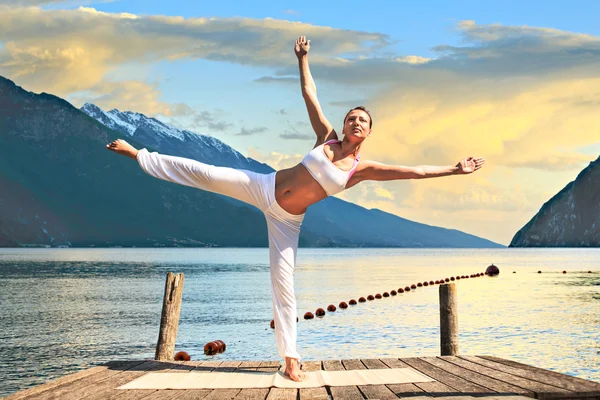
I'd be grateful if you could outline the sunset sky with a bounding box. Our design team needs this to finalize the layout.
[1,0,599,245]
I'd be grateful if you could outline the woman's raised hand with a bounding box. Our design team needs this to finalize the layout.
[456,157,485,174]
[295,36,310,58]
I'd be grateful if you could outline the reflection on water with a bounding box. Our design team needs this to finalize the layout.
[0,248,599,396]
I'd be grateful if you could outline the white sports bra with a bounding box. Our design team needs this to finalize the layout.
[301,139,360,196]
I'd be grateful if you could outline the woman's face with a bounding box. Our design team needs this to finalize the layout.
[343,110,371,139]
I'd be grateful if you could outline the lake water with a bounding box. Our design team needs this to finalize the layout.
[0,248,598,396]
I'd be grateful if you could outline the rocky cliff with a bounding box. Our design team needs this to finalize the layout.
[510,156,600,247]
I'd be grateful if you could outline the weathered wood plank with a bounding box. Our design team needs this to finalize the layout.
[218,361,243,372]
[129,390,187,400]
[233,388,269,400]
[2,365,111,400]
[34,360,166,400]
[349,359,398,400]
[264,366,296,400]
[203,388,243,400]
[457,356,572,395]
[69,361,176,400]
[300,361,328,400]
[413,381,460,396]
[385,383,425,398]
[361,359,388,369]
[201,361,244,400]
[323,360,363,400]
[380,358,458,397]
[400,357,488,393]
[234,362,269,400]
[265,388,297,400]
[22,360,155,400]
[341,359,364,370]
[107,361,209,400]
[379,358,411,369]
[167,389,213,400]
[256,361,281,373]
[480,355,600,391]
[428,356,533,396]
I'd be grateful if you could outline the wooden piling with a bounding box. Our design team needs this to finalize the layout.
[439,283,458,356]
[155,272,184,361]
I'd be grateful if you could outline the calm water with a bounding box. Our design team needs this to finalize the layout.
[0,248,598,396]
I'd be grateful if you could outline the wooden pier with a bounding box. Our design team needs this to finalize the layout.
[5,356,600,399]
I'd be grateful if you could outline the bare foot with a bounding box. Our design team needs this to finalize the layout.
[284,357,305,382]
[106,139,139,160]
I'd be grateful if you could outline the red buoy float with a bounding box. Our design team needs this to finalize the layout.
[367,295,375,300]
[215,340,226,352]
[304,311,314,319]
[383,292,389,297]
[270,320,275,329]
[316,308,325,317]
[411,284,417,289]
[375,293,382,299]
[423,282,429,286]
[391,290,397,295]
[486,264,500,276]
[174,351,191,361]
[349,299,357,305]
[339,302,348,309]
[404,286,411,292]
[204,341,222,355]
[327,304,337,312]
[359,297,366,302]
[398,288,405,293]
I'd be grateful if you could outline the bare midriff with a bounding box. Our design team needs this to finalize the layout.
[275,163,328,215]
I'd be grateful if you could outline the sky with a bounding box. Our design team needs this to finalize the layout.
[1,0,600,246]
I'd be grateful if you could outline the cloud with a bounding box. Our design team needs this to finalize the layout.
[0,6,389,97]
[246,147,303,170]
[282,9,299,16]
[69,80,180,116]
[0,0,115,4]
[236,127,268,136]
[329,99,368,108]
[254,76,297,84]
[394,55,431,64]
[279,132,313,140]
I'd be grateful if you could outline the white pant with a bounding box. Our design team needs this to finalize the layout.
[136,149,304,360]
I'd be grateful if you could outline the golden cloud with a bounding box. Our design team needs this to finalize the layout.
[246,147,302,171]
[70,80,178,117]
[0,5,388,98]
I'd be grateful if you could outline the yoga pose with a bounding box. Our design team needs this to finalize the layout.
[106,36,485,382]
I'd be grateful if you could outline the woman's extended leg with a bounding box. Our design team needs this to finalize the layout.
[107,139,272,210]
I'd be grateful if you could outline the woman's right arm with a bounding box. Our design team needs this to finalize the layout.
[295,37,336,144]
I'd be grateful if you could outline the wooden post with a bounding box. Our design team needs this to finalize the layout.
[155,272,184,361]
[439,283,458,356]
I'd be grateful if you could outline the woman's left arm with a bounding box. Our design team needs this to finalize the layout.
[351,157,485,184]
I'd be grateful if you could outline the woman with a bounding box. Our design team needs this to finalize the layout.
[106,36,485,382]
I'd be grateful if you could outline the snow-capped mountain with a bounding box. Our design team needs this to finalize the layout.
[81,103,271,173]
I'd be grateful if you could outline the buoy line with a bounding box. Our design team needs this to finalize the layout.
[268,265,502,329]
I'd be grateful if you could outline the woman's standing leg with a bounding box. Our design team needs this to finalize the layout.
[262,173,305,380]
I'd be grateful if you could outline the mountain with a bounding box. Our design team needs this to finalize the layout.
[80,102,501,248]
[0,75,502,247]
[510,156,600,247]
